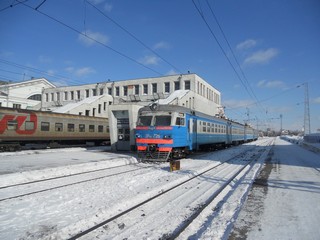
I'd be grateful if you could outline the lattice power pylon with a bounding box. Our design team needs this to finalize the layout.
[304,82,311,135]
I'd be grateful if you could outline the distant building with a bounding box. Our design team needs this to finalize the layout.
[0,78,56,110]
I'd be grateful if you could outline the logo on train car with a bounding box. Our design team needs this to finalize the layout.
[0,113,37,134]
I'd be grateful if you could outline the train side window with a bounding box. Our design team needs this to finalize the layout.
[79,124,85,132]
[41,122,50,131]
[7,120,17,130]
[203,122,206,132]
[175,117,185,126]
[98,125,103,132]
[68,124,75,132]
[207,123,211,132]
[25,121,35,130]
[55,123,63,132]
[89,125,95,132]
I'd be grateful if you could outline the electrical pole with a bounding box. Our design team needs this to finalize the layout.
[304,83,311,135]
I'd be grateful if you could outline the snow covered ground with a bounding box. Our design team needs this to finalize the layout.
[0,137,319,239]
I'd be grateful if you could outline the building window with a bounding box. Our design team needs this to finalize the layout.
[77,90,81,99]
[92,89,97,96]
[67,123,75,132]
[85,110,90,116]
[71,91,74,100]
[28,94,41,101]
[51,93,54,101]
[164,82,170,93]
[79,124,85,132]
[104,102,107,111]
[116,87,119,96]
[100,88,104,95]
[143,84,148,94]
[89,125,95,132]
[174,81,180,90]
[98,125,103,132]
[185,80,190,90]
[108,87,112,95]
[13,104,21,109]
[55,123,63,132]
[98,104,101,114]
[152,83,157,93]
[41,122,50,131]
[123,86,128,96]
[46,93,49,102]
[135,85,139,95]
[56,92,60,101]
[64,92,68,101]
[86,89,89,98]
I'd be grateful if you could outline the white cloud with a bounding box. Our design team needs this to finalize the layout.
[78,30,109,46]
[313,97,320,104]
[65,66,96,77]
[153,41,170,50]
[236,39,257,50]
[139,55,160,65]
[104,3,113,12]
[223,99,255,109]
[244,48,279,65]
[257,80,286,89]
[38,55,52,63]
[166,69,178,75]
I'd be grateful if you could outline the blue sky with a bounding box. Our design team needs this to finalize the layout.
[1,0,319,133]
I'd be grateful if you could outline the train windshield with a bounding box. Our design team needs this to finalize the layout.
[137,116,153,126]
[154,116,171,126]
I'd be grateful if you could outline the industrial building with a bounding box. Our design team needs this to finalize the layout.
[1,73,223,151]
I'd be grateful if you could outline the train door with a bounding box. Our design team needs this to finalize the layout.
[116,118,130,151]
[188,118,197,150]
[226,122,232,145]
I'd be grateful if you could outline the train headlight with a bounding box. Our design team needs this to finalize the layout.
[163,135,172,139]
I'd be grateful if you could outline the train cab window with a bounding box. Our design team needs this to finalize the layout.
[41,122,50,131]
[137,116,152,126]
[98,125,103,132]
[7,120,17,130]
[79,124,85,132]
[89,125,95,132]
[68,124,75,132]
[175,117,185,126]
[55,123,63,132]
[154,116,171,126]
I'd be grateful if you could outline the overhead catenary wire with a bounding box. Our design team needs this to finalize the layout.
[86,0,183,74]
[18,1,164,77]
[192,0,268,122]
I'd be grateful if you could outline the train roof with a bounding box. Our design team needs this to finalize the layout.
[0,106,108,120]
[138,104,254,128]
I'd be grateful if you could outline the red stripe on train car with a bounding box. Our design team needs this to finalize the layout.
[136,126,149,130]
[155,126,173,130]
[158,147,172,152]
[136,138,173,144]
[137,146,147,151]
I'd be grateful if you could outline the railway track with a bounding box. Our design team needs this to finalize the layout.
[0,163,154,202]
[66,138,274,239]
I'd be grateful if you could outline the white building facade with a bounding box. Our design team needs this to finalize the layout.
[41,73,222,151]
[0,78,56,110]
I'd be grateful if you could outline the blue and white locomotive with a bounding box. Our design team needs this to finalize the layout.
[135,104,258,161]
